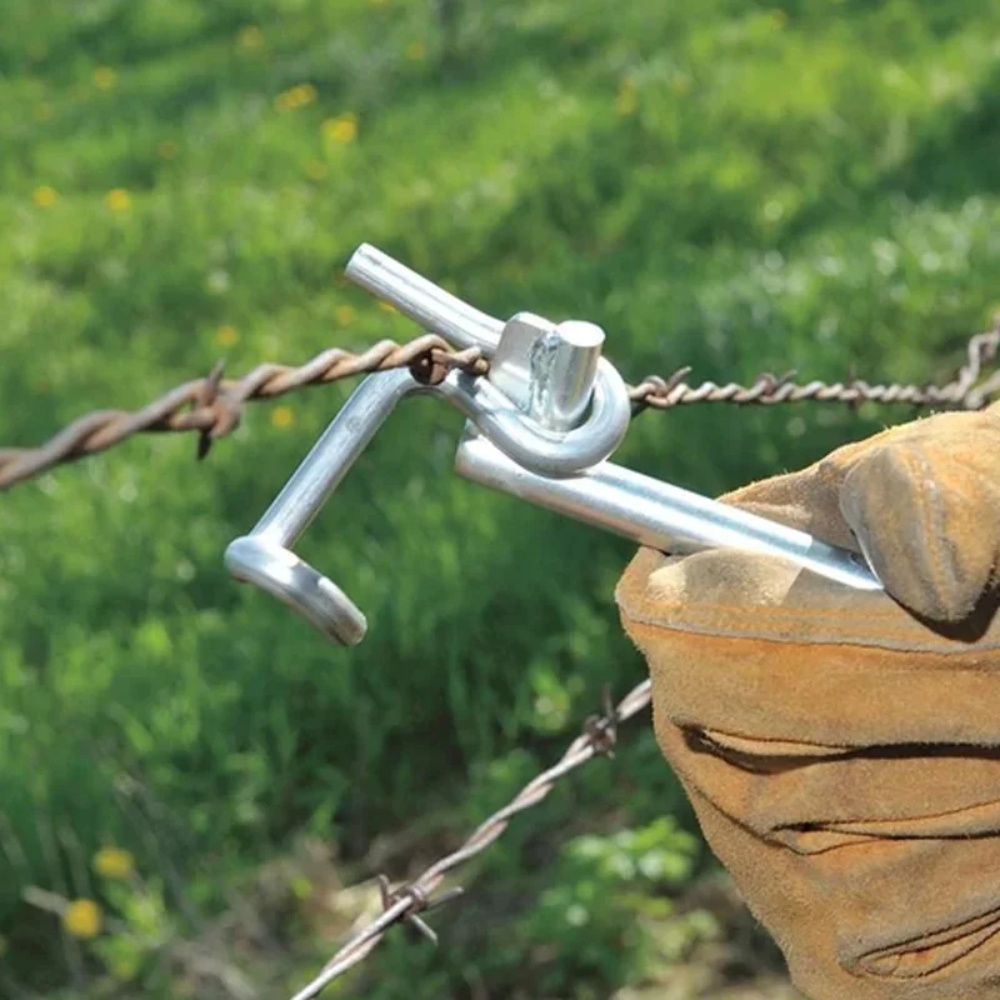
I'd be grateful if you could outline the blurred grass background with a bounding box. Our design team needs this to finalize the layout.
[1,0,999,996]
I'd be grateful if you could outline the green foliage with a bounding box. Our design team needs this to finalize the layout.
[91,874,177,987]
[1,0,1000,995]
[519,818,701,994]
[355,811,708,1000]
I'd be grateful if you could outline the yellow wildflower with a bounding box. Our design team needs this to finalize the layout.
[322,114,358,145]
[616,79,637,116]
[378,301,397,314]
[271,406,295,429]
[215,325,239,348]
[276,83,318,113]
[238,25,265,51]
[334,304,357,327]
[63,899,102,939]
[93,846,135,881]
[305,159,329,180]
[33,186,58,208]
[406,41,428,62]
[157,140,178,160]
[93,66,117,91]
[106,189,132,212]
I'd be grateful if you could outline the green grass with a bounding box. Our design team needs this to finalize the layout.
[2,0,1000,994]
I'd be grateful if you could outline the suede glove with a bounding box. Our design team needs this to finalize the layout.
[615,403,1000,1000]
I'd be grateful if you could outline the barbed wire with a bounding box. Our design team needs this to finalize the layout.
[628,325,1000,413]
[287,680,651,1000]
[0,335,488,491]
[3,327,999,491]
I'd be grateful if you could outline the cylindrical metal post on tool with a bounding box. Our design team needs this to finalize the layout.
[528,320,605,433]
[346,244,504,352]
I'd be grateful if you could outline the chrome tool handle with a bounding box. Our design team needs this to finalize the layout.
[454,431,881,591]
[228,243,881,650]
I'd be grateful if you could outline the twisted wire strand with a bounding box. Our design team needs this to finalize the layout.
[0,337,487,490]
[628,327,1000,413]
[3,328,999,491]
[289,679,652,1000]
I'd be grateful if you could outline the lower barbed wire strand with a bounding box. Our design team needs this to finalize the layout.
[288,678,653,1000]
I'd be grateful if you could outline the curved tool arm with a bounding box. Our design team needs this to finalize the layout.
[226,369,420,645]
[346,244,504,352]
[454,431,882,592]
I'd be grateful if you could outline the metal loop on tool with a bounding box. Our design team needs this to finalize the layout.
[436,359,630,477]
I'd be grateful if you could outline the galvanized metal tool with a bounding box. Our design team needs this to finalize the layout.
[225,244,881,644]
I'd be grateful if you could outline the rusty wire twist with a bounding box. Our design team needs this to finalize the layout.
[0,336,488,490]
[629,326,1000,414]
[3,327,1000,491]
[289,678,652,1000]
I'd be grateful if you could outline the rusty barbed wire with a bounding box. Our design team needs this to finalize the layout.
[0,336,488,490]
[3,327,1000,491]
[288,678,652,1000]
[628,326,1000,414]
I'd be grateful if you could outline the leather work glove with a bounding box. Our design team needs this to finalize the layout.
[615,403,1000,1000]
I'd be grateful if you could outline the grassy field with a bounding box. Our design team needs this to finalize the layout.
[2,0,1000,995]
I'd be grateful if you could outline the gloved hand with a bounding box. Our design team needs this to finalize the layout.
[615,404,1000,1000]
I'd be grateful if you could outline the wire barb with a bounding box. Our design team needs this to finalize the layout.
[3,327,999,491]
[195,361,227,461]
[368,875,464,948]
[582,684,618,759]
